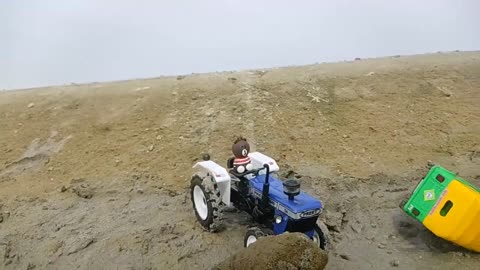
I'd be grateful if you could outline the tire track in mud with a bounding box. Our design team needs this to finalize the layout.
[162,84,180,129]
[196,99,220,155]
[239,73,261,148]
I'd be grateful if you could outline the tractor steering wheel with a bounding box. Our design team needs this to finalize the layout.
[244,167,262,176]
[242,164,270,177]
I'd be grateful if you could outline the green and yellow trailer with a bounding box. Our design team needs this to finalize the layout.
[400,165,480,252]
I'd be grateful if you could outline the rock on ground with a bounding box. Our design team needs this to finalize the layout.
[212,232,329,270]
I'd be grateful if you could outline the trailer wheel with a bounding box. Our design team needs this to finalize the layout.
[244,227,272,248]
[190,174,223,232]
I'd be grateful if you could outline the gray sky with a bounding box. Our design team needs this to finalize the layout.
[1,0,479,90]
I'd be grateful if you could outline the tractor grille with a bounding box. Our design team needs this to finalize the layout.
[286,217,317,233]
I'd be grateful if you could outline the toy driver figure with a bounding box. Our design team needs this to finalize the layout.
[232,137,253,173]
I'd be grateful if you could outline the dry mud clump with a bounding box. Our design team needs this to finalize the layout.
[213,232,329,270]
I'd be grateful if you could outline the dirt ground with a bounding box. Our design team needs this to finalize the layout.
[1,51,479,270]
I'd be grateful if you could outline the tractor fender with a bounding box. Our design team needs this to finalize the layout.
[192,160,232,206]
[248,152,280,173]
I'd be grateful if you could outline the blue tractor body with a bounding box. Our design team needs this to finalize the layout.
[250,174,323,237]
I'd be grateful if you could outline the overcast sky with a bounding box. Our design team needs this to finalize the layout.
[1,0,479,90]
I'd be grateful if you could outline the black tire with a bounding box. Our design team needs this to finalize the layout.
[190,174,223,232]
[243,227,272,248]
[313,222,329,250]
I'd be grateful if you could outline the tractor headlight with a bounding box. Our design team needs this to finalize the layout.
[283,179,300,200]
[275,215,283,224]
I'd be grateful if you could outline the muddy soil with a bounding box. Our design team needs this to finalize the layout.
[1,51,479,269]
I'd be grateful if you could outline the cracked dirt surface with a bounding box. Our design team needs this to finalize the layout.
[0,51,480,269]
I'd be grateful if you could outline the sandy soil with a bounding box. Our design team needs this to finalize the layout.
[0,51,479,270]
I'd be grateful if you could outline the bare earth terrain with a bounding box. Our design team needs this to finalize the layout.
[1,51,479,270]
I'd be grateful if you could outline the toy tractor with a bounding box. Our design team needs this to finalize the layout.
[189,149,329,249]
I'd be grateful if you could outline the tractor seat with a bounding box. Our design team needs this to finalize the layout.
[227,157,235,169]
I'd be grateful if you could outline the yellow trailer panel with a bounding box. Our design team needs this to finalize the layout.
[423,179,480,252]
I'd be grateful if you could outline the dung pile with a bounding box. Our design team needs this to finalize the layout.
[212,232,329,270]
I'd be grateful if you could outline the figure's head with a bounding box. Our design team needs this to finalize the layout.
[232,137,250,158]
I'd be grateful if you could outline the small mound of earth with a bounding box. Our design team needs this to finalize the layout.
[212,232,329,270]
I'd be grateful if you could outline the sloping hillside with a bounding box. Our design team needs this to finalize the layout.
[1,51,479,269]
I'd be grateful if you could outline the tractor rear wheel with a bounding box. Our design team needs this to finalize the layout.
[244,227,272,248]
[190,174,223,232]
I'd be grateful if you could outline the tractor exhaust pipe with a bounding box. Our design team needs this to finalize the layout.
[261,164,270,208]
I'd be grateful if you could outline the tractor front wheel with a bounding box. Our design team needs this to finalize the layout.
[244,227,272,248]
[313,222,329,250]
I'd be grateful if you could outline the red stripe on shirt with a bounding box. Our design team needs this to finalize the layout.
[234,157,251,165]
